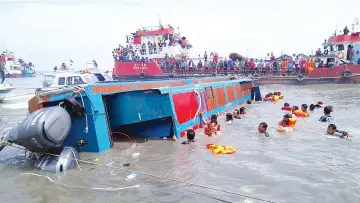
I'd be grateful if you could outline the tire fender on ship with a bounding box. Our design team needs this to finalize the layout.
[297,74,304,82]
[343,69,352,77]
[337,52,344,59]
[211,73,217,77]
[252,74,260,80]
[140,72,146,79]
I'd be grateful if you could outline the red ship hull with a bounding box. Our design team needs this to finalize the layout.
[112,62,165,80]
[259,64,360,85]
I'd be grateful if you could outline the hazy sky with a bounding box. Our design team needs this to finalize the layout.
[0,0,358,70]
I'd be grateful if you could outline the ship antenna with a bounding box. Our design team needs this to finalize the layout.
[158,14,162,27]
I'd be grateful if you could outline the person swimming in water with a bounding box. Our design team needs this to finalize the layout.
[233,109,241,119]
[292,105,300,114]
[309,104,315,111]
[182,129,196,144]
[315,101,324,108]
[226,113,233,123]
[326,124,351,139]
[319,106,334,122]
[239,107,247,115]
[281,102,292,111]
[258,122,270,137]
[247,99,252,104]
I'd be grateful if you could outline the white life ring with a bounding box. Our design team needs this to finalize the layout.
[297,74,304,81]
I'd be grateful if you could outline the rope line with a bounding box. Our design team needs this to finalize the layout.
[2,142,277,203]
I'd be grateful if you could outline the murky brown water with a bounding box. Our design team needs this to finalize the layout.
[1,77,360,203]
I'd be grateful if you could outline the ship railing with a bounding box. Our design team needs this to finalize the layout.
[160,66,310,77]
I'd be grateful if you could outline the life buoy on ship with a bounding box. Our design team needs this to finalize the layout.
[337,52,344,59]
[140,72,146,79]
[297,74,304,82]
[343,69,352,77]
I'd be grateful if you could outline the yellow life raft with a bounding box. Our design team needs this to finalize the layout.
[206,144,236,155]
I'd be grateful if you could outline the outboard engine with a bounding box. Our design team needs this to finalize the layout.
[1,106,71,153]
[34,146,80,173]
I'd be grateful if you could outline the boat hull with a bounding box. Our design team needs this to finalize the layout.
[0,86,15,102]
[6,73,22,78]
[258,64,360,85]
[28,77,255,152]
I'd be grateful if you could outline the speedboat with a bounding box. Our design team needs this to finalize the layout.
[0,84,15,102]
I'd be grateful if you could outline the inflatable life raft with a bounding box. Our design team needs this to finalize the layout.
[206,144,236,155]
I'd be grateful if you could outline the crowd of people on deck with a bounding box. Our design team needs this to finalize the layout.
[175,92,351,145]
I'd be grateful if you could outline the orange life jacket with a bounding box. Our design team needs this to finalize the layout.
[272,95,280,102]
[294,110,310,117]
[288,117,297,127]
[281,106,292,111]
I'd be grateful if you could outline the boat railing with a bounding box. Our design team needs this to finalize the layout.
[159,66,338,77]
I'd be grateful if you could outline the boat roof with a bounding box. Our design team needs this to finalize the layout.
[328,33,360,44]
[43,71,86,77]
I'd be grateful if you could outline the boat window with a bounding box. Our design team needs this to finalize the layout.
[337,44,344,51]
[66,76,86,85]
[58,77,65,85]
[93,73,106,82]
[43,75,56,87]
[84,74,99,84]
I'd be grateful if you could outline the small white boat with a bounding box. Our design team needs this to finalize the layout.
[0,84,15,102]
[42,71,99,89]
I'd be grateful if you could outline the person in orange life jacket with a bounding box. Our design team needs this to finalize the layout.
[326,124,351,139]
[281,102,292,111]
[181,129,195,145]
[199,112,221,136]
[315,101,324,108]
[258,122,270,137]
[294,104,310,117]
[319,106,334,122]
[277,118,293,133]
[233,109,241,119]
[292,105,300,113]
[283,113,296,126]
[262,93,272,101]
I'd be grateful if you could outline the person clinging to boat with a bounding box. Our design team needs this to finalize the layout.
[199,112,221,136]
[326,124,351,139]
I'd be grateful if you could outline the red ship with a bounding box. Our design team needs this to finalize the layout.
[259,19,360,85]
[112,21,197,80]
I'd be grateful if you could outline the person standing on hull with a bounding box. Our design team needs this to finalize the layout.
[0,53,8,84]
